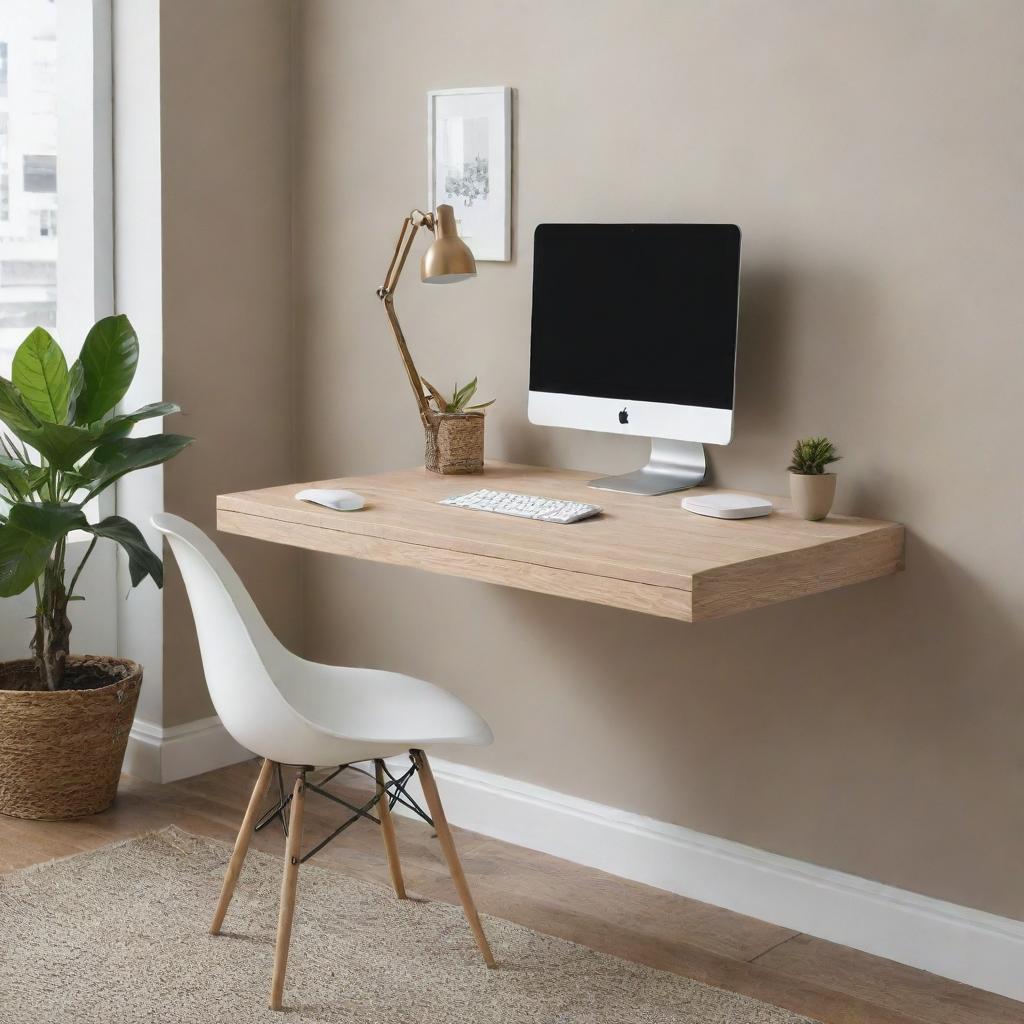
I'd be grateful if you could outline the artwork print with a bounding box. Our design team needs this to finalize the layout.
[428,87,512,262]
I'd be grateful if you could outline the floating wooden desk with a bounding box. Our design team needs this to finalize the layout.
[217,462,904,623]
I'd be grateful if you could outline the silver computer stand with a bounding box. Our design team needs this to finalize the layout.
[589,438,706,496]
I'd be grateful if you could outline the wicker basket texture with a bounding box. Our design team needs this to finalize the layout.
[425,412,485,474]
[0,656,142,820]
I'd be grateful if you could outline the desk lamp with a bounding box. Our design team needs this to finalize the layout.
[376,204,476,429]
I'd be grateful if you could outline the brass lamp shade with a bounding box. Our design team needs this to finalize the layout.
[421,205,476,284]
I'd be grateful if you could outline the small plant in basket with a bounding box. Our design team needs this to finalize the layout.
[422,377,495,415]
[419,378,493,475]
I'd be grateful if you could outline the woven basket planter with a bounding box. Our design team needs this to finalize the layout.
[424,411,485,474]
[0,656,142,820]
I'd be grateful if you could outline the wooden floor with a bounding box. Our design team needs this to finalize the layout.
[1,759,1018,1024]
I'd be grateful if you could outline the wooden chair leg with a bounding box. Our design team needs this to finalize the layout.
[375,759,407,899]
[211,757,276,935]
[269,769,307,1011]
[411,749,496,968]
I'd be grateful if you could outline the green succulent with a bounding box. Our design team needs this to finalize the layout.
[788,436,840,475]
[422,377,495,415]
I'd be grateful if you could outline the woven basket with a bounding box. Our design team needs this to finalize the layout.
[424,411,485,474]
[0,656,142,820]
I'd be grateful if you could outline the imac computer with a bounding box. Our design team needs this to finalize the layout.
[528,223,741,495]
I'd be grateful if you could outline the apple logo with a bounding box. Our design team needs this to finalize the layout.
[618,407,629,424]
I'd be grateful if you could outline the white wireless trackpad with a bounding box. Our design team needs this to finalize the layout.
[682,493,773,520]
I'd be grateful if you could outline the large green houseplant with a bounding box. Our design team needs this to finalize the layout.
[0,314,191,819]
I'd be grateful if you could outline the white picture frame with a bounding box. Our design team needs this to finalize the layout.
[427,86,512,262]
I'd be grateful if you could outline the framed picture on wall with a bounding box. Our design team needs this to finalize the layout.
[428,86,512,262]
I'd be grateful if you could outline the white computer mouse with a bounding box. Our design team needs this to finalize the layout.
[295,488,365,512]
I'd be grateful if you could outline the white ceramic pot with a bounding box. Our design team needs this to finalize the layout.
[789,472,837,521]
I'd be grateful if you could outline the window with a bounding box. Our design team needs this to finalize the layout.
[0,113,8,220]
[1,259,56,287]
[22,153,55,192]
[0,1,60,359]
[36,207,55,236]
[0,2,116,640]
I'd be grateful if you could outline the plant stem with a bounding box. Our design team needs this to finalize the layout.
[67,535,97,599]
[30,577,44,678]
[32,537,71,691]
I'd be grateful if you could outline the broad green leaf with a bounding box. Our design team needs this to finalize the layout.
[75,314,139,424]
[65,359,85,424]
[465,399,495,410]
[52,469,89,496]
[76,433,193,498]
[116,400,180,423]
[12,328,70,424]
[0,458,28,502]
[26,466,48,493]
[98,402,181,443]
[0,458,46,501]
[0,378,41,435]
[19,422,103,471]
[63,399,180,468]
[0,435,35,477]
[0,503,85,597]
[0,456,27,480]
[85,515,163,588]
[0,434,20,461]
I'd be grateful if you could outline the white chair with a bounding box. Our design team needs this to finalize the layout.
[152,513,495,1010]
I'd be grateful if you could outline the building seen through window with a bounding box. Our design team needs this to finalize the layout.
[0,1,58,358]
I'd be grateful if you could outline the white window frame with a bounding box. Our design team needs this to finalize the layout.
[57,0,114,533]
[58,0,115,654]
[57,0,113,353]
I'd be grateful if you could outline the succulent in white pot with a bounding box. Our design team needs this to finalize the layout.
[787,436,840,521]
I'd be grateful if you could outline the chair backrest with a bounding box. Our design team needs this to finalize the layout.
[151,513,303,755]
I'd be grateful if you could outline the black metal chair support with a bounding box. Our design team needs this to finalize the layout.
[254,762,292,836]
[253,759,433,864]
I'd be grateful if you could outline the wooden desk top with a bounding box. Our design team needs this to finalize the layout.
[217,462,904,623]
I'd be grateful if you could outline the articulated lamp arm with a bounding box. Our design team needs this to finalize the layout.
[377,210,436,427]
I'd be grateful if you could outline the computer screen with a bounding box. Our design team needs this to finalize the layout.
[529,224,741,411]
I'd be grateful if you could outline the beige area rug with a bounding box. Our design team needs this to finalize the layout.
[0,827,818,1023]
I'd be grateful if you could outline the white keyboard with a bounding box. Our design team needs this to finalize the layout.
[439,489,602,524]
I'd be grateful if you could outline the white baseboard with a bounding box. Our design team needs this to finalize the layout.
[124,715,251,784]
[384,755,1024,1003]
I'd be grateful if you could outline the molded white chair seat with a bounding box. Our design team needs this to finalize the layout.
[275,661,492,764]
[152,513,496,1011]
[151,513,491,767]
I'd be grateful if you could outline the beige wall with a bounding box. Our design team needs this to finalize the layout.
[159,0,301,726]
[290,0,1024,919]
